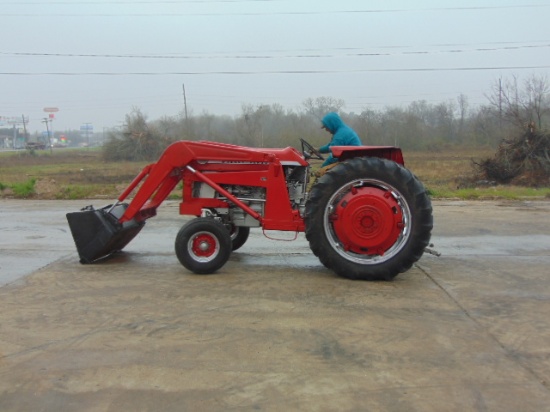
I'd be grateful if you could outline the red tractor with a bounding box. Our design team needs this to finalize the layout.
[67,139,432,280]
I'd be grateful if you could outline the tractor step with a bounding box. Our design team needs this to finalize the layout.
[66,203,145,264]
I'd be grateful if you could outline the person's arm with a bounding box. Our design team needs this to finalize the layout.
[321,154,337,167]
[319,142,331,153]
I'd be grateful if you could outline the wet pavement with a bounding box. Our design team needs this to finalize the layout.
[0,199,549,411]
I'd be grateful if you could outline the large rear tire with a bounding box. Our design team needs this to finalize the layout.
[305,157,432,280]
[175,218,232,274]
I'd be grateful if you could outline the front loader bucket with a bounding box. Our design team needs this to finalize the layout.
[66,203,145,264]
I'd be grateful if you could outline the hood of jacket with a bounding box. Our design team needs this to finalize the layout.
[321,112,344,134]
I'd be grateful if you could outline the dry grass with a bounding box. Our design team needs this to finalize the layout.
[1,146,548,200]
[0,149,147,199]
[405,148,550,199]
[0,149,145,183]
[404,147,495,185]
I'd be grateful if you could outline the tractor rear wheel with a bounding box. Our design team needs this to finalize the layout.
[305,157,432,280]
[175,218,232,274]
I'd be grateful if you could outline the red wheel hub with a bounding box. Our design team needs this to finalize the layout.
[331,187,404,255]
[191,233,217,257]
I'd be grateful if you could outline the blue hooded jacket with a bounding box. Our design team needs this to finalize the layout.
[319,112,362,166]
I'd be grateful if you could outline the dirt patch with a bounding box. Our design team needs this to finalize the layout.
[34,178,60,199]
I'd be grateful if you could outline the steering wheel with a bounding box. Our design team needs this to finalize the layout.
[300,138,324,161]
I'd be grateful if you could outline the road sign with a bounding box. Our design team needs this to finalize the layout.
[0,116,28,125]
[43,107,59,113]
[80,124,93,138]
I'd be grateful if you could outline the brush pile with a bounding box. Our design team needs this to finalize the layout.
[473,129,550,186]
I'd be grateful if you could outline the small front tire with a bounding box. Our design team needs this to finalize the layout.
[175,218,232,274]
[228,225,250,251]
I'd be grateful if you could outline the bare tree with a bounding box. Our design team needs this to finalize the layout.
[103,108,172,161]
[487,74,550,131]
[524,74,550,129]
[302,96,345,120]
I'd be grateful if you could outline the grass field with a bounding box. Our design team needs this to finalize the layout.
[1,147,549,200]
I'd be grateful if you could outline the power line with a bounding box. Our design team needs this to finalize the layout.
[2,4,549,17]
[2,43,549,60]
[1,65,549,75]
[1,0,281,3]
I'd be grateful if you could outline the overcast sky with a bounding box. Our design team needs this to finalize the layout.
[1,0,549,132]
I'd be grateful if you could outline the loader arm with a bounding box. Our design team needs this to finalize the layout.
[117,140,296,223]
[67,140,307,264]
[115,141,197,223]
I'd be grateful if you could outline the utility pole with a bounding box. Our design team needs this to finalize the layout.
[21,114,28,144]
[42,118,53,154]
[499,77,503,132]
[182,83,189,122]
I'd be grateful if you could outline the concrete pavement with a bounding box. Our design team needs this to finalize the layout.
[0,199,549,411]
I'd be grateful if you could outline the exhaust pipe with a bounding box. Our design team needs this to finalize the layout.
[66,203,145,264]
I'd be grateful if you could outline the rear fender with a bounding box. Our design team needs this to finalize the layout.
[330,146,404,166]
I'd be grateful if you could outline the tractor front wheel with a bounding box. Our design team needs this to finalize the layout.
[305,157,432,281]
[175,218,232,274]
[227,225,250,251]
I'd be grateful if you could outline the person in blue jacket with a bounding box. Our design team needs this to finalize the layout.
[318,112,362,167]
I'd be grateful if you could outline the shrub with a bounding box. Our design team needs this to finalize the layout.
[473,130,550,186]
[102,109,174,162]
[10,179,36,198]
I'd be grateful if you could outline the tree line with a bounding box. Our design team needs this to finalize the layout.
[103,74,550,161]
